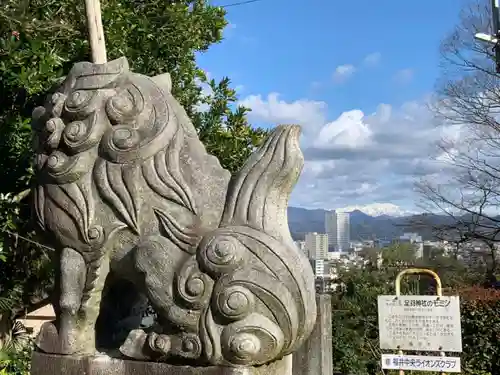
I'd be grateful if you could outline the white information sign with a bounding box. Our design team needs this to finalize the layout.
[378,295,462,352]
[381,354,461,373]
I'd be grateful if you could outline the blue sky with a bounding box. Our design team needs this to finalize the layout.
[197,0,466,215]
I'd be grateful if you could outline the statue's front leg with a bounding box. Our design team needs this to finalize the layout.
[37,247,111,355]
[36,247,86,354]
[58,247,86,354]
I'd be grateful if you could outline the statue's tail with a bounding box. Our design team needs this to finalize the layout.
[222,125,302,248]
[197,125,317,366]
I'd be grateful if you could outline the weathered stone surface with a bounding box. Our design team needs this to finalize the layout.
[31,352,292,375]
[292,294,333,375]
[30,56,316,372]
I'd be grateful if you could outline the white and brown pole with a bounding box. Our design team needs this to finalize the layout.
[85,0,107,64]
[475,0,500,73]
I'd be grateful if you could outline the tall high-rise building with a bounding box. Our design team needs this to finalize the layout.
[305,232,329,260]
[325,210,350,252]
[325,212,335,249]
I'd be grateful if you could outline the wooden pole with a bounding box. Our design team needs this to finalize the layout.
[85,0,107,64]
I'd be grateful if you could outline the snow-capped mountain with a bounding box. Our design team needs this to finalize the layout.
[335,203,417,217]
[287,205,433,241]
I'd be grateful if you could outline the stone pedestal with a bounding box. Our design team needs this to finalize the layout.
[31,352,292,375]
[292,294,333,375]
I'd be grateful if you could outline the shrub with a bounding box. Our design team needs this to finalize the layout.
[458,287,500,375]
[0,338,32,375]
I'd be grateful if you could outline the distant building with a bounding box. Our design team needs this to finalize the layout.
[350,241,372,252]
[305,232,329,260]
[458,240,500,266]
[325,210,350,252]
[327,251,341,261]
[362,240,375,248]
[394,232,424,258]
[310,259,325,277]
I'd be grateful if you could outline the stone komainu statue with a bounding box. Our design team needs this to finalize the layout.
[31,57,316,368]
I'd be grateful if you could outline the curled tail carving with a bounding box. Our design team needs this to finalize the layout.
[222,125,302,247]
[195,125,316,366]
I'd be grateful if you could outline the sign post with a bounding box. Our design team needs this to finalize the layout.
[378,268,463,374]
[475,0,500,73]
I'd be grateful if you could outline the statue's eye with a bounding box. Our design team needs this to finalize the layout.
[105,86,144,125]
[65,90,94,112]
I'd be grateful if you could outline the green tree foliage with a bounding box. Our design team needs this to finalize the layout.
[381,243,416,266]
[331,247,420,375]
[0,192,53,337]
[0,0,267,176]
[0,337,32,375]
[331,266,391,375]
[0,0,267,330]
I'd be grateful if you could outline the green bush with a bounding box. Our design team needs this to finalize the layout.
[0,339,32,375]
[457,287,500,375]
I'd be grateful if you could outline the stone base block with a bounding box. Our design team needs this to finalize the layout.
[31,351,292,375]
[293,294,333,375]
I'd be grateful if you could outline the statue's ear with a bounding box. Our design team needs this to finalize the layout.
[152,73,172,93]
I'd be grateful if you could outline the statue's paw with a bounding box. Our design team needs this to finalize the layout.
[120,329,151,360]
[120,330,171,360]
[35,321,60,354]
[219,313,284,367]
[36,319,94,355]
[120,330,203,363]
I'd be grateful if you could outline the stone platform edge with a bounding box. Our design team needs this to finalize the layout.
[31,351,292,375]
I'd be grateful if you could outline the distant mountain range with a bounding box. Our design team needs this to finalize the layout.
[332,203,417,217]
[287,207,450,241]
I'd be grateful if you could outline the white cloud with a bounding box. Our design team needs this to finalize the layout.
[239,91,460,212]
[333,64,356,83]
[314,110,372,149]
[393,68,414,84]
[194,74,213,112]
[239,93,327,138]
[363,52,382,66]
